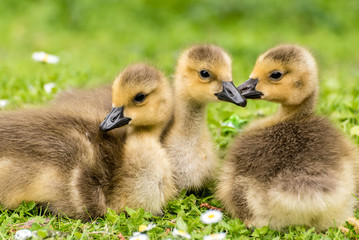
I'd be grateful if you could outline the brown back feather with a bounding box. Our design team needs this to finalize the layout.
[229,114,345,186]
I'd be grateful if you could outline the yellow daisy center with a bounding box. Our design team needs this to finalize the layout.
[139,225,147,232]
[43,53,49,63]
[208,214,215,218]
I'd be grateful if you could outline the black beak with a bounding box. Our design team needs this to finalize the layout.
[99,106,132,132]
[237,78,263,99]
[215,81,247,107]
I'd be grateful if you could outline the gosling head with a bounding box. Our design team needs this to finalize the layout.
[100,63,172,132]
[238,44,318,107]
[175,45,246,107]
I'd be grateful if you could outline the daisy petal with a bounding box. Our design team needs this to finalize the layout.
[0,99,9,108]
[203,232,226,240]
[139,222,156,232]
[172,228,191,239]
[14,229,32,240]
[32,52,59,64]
[200,210,223,224]
[129,232,149,240]
[44,83,56,93]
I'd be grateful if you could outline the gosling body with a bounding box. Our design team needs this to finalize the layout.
[54,85,111,112]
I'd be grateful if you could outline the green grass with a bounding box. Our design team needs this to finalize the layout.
[1,0,359,239]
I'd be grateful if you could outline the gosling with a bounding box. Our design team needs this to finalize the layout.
[163,45,246,191]
[0,63,176,219]
[216,44,359,231]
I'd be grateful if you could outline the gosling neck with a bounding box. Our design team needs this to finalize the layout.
[173,91,208,136]
[128,124,164,138]
[276,89,318,120]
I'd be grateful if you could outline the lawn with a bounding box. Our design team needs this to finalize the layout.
[1,0,359,239]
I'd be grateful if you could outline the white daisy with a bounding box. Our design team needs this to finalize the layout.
[32,52,59,64]
[200,210,223,224]
[14,229,32,240]
[172,228,191,239]
[139,223,156,232]
[44,83,56,93]
[129,232,149,240]
[203,232,226,240]
[0,99,9,108]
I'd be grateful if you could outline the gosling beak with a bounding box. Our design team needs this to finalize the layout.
[215,81,247,107]
[237,78,264,99]
[100,106,132,132]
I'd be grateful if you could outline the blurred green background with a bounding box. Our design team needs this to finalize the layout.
[1,1,359,238]
[0,0,358,147]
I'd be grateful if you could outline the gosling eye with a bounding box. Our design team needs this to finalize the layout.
[134,93,146,103]
[269,71,283,80]
[199,70,211,79]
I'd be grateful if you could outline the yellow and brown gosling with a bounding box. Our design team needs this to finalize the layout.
[216,44,359,231]
[54,45,247,192]
[0,63,176,219]
[162,45,246,191]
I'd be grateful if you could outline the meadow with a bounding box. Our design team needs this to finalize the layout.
[0,0,359,239]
